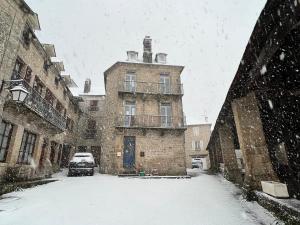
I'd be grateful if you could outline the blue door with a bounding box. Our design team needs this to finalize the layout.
[123,136,135,169]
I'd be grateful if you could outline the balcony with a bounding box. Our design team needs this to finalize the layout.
[84,129,97,139]
[88,106,99,111]
[118,81,183,96]
[8,76,66,131]
[115,115,186,129]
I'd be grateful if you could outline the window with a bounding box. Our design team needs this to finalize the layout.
[18,130,36,164]
[50,141,57,163]
[66,118,74,131]
[54,76,60,86]
[45,89,54,106]
[124,101,136,127]
[12,58,24,79]
[24,67,32,83]
[78,146,87,152]
[87,119,96,130]
[56,101,63,113]
[0,121,14,162]
[160,74,171,94]
[89,100,99,111]
[192,140,204,150]
[193,127,200,136]
[43,59,51,72]
[124,73,136,92]
[160,103,172,127]
[33,77,44,95]
[22,25,33,48]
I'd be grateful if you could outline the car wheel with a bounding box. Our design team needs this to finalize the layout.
[67,171,72,177]
[90,169,94,176]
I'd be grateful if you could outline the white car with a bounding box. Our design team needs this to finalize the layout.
[68,152,95,176]
[192,158,203,169]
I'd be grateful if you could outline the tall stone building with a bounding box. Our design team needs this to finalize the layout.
[185,124,211,169]
[76,79,105,166]
[0,0,80,181]
[101,36,186,175]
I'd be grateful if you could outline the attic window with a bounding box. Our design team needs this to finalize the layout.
[22,25,33,48]
[43,60,52,72]
[127,51,138,61]
[54,76,60,86]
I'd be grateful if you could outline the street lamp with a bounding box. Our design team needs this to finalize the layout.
[10,84,29,102]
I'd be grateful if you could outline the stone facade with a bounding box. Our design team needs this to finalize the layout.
[76,82,105,166]
[184,124,211,168]
[207,0,300,199]
[0,0,80,181]
[101,37,186,175]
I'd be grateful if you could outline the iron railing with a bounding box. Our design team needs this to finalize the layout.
[118,81,184,95]
[88,106,99,111]
[9,72,67,131]
[115,115,186,129]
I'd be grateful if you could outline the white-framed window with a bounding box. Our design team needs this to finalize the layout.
[160,103,172,127]
[124,73,136,92]
[192,140,204,151]
[160,74,171,94]
[193,127,200,136]
[124,101,136,127]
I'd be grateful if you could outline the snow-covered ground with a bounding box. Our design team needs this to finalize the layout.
[0,169,282,225]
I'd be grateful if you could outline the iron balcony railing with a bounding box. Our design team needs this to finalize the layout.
[88,106,99,111]
[118,81,184,95]
[9,72,67,131]
[115,115,186,129]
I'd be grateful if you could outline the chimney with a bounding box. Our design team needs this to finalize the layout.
[143,36,152,63]
[83,78,91,93]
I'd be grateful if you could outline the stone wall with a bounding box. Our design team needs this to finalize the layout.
[184,124,211,168]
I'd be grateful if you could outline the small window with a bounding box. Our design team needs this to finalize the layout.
[78,146,87,152]
[56,101,63,113]
[45,89,54,106]
[0,121,14,162]
[140,152,145,157]
[33,77,44,95]
[18,130,36,164]
[22,25,33,48]
[54,76,60,86]
[43,60,51,72]
[192,140,203,151]
[24,67,32,83]
[87,119,96,130]
[12,58,24,79]
[89,100,99,111]
[193,127,200,136]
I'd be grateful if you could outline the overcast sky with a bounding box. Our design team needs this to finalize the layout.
[27,0,266,126]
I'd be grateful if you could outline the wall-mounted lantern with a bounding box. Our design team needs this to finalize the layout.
[10,84,29,102]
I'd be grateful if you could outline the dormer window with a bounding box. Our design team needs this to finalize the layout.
[22,25,33,48]
[127,51,138,61]
[155,53,167,64]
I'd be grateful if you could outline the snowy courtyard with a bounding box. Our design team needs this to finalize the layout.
[0,170,281,225]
